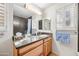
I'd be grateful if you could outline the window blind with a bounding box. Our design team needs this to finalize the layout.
[0,3,6,27]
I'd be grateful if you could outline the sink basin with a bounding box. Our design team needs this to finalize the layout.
[31,36,37,42]
[15,37,31,47]
[38,35,49,39]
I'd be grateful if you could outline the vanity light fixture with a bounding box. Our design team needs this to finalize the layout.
[25,3,42,15]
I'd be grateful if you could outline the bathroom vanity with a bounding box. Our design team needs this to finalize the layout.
[13,34,52,56]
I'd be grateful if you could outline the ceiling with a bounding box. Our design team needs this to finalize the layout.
[15,3,53,10]
[13,3,54,18]
[32,3,53,10]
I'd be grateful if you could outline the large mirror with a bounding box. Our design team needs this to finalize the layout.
[43,19,51,30]
[39,19,51,31]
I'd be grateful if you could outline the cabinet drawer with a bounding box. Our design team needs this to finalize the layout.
[19,40,43,56]
[44,37,52,42]
[23,44,43,56]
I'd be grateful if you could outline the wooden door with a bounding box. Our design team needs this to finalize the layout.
[47,39,52,55]
[44,39,52,56]
[43,42,48,56]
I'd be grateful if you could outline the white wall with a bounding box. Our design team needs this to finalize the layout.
[43,3,78,56]
[0,4,13,56]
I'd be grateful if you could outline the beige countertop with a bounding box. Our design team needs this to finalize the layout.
[13,34,51,49]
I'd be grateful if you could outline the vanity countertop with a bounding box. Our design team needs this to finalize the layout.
[13,34,51,49]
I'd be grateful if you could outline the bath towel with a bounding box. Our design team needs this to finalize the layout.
[56,32,70,44]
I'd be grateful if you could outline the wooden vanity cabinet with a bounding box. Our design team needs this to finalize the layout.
[19,40,43,56]
[13,36,52,56]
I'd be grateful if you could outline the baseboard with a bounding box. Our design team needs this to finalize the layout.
[52,51,59,56]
